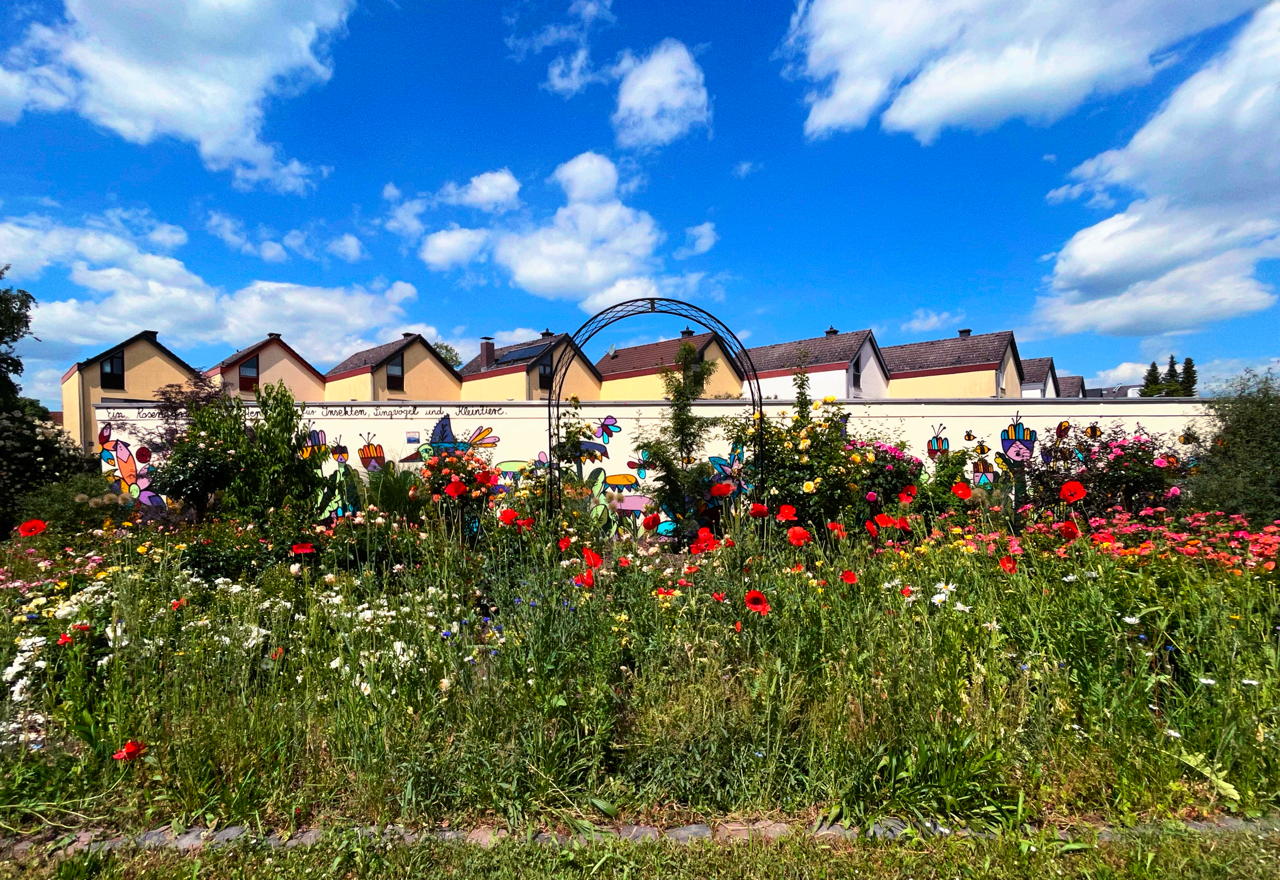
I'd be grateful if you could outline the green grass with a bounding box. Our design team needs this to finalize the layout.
[10,831,1280,880]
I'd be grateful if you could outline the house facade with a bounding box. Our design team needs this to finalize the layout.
[459,331,601,401]
[882,330,1024,399]
[59,330,198,451]
[744,327,889,399]
[325,333,463,401]
[595,329,744,400]
[1019,357,1060,398]
[205,333,326,402]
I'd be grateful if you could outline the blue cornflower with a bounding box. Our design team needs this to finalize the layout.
[441,630,453,639]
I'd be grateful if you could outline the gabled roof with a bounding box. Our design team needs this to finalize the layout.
[596,331,745,380]
[1058,375,1086,397]
[327,334,462,381]
[61,330,198,383]
[881,330,1024,382]
[1020,357,1054,385]
[459,333,604,382]
[1086,383,1141,399]
[746,328,887,378]
[205,334,325,383]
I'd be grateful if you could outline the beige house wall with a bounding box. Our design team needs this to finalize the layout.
[461,370,528,401]
[600,340,744,401]
[59,370,84,450]
[372,343,462,401]
[888,369,998,399]
[225,343,326,401]
[324,372,374,401]
[62,340,194,450]
[537,342,601,401]
[998,348,1022,399]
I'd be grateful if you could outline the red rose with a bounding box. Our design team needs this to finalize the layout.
[951,483,973,500]
[749,503,770,518]
[786,526,811,547]
[17,519,46,537]
[710,482,733,497]
[744,589,770,616]
[1059,481,1087,503]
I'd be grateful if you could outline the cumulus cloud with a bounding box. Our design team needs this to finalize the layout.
[1038,5,1280,336]
[326,233,365,263]
[784,0,1261,142]
[509,0,616,96]
[420,226,489,270]
[552,151,618,202]
[612,39,710,149]
[146,223,187,250]
[384,197,430,243]
[732,160,760,178]
[205,211,286,262]
[438,168,521,213]
[673,221,717,259]
[0,0,354,192]
[900,308,966,334]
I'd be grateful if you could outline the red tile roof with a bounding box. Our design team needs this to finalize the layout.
[596,331,743,379]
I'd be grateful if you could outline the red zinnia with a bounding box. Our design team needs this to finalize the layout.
[112,740,146,761]
[744,589,770,616]
[840,570,858,584]
[999,555,1018,574]
[558,536,573,551]
[951,482,973,500]
[642,513,662,530]
[827,522,847,539]
[775,505,797,522]
[1059,481,1087,503]
[444,480,467,498]
[787,526,811,547]
[291,542,315,555]
[499,509,519,526]
[711,591,726,602]
[710,482,733,497]
[582,547,603,569]
[749,503,770,518]
[17,519,46,537]
[57,633,73,646]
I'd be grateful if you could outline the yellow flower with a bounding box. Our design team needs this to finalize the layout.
[850,453,862,464]
[866,453,875,463]
[802,480,816,493]
[174,543,188,552]
[822,395,836,404]
[137,545,149,555]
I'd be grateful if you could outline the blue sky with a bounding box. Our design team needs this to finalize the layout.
[3,0,1279,406]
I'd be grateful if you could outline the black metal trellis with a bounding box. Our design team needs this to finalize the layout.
[545,297,765,509]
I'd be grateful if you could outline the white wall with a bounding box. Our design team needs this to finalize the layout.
[752,341,889,401]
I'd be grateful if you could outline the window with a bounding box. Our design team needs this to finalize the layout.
[848,355,862,393]
[386,352,405,392]
[537,362,554,391]
[100,349,125,390]
[238,355,259,393]
[995,367,1005,398]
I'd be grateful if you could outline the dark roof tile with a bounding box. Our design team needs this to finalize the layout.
[1020,357,1055,385]
[746,330,872,373]
[596,332,743,379]
[881,331,1017,376]
[1058,375,1085,397]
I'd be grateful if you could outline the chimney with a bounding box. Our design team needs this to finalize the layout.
[680,326,694,338]
[958,328,972,338]
[825,326,838,337]
[402,332,415,339]
[540,328,555,338]
[267,332,281,340]
[480,336,495,369]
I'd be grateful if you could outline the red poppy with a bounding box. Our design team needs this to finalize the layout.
[574,570,595,589]
[827,522,847,539]
[711,591,726,602]
[582,547,603,569]
[1057,521,1081,541]
[874,513,895,529]
[72,623,90,633]
[744,589,770,616]
[749,503,770,518]
[558,536,573,552]
[898,492,914,505]
[709,482,733,497]
[444,480,468,498]
[291,542,315,555]
[951,482,973,500]
[499,509,519,526]
[787,526,812,547]
[999,555,1018,574]
[839,570,858,584]
[57,633,73,646]
[170,598,187,610]
[270,646,285,661]
[655,586,675,597]
[17,519,46,537]
[515,517,535,533]
[642,513,662,530]
[690,528,721,555]
[900,586,913,597]
[734,620,743,633]
[1059,481,1087,503]
[775,505,797,522]
[865,519,879,538]
[902,485,918,498]
[895,517,911,531]
[112,740,146,761]
[617,557,631,567]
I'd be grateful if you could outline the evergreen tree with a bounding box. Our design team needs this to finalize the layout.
[1180,357,1198,397]
[1163,355,1179,385]
[0,265,35,406]
[1140,361,1162,397]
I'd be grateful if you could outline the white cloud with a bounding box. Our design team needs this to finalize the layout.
[612,39,710,149]
[326,233,365,262]
[552,151,618,202]
[146,223,187,249]
[1038,5,1280,336]
[732,160,760,178]
[283,229,317,260]
[381,182,402,201]
[900,308,966,334]
[546,47,609,97]
[784,0,1261,142]
[420,226,489,270]
[205,211,285,262]
[1,0,354,192]
[1087,361,1150,389]
[512,0,616,96]
[673,221,717,259]
[384,197,430,242]
[259,240,287,263]
[438,168,521,213]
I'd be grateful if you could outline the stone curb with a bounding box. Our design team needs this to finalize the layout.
[5,815,1278,861]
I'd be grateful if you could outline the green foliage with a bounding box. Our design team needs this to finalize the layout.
[363,462,427,520]
[1180,357,1198,397]
[636,343,720,542]
[431,341,463,368]
[14,472,123,535]
[1141,356,1194,398]
[1191,369,1280,523]
[0,408,98,534]
[1140,361,1162,397]
[0,266,35,406]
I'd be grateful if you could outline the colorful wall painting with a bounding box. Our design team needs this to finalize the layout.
[97,425,164,508]
[1000,415,1037,463]
[927,424,949,460]
[357,434,386,472]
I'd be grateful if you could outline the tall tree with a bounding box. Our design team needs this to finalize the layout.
[1180,357,1198,397]
[1163,355,1180,386]
[432,341,462,368]
[0,265,35,406]
[1140,361,1162,397]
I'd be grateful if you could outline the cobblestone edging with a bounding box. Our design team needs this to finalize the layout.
[4,815,1279,861]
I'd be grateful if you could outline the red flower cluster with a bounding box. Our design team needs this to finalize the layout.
[690,527,722,554]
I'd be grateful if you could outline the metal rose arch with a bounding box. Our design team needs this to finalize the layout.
[544,297,765,508]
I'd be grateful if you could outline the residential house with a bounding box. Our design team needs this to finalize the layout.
[595,329,744,400]
[744,327,889,399]
[1019,357,1060,398]
[882,329,1023,399]
[458,330,601,401]
[325,333,463,401]
[60,330,199,451]
[205,333,326,401]
[1058,375,1086,398]
[1086,384,1143,399]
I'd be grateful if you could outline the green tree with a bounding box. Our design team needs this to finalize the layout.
[1139,361,1162,397]
[432,341,462,368]
[1180,357,1198,397]
[1190,369,1280,524]
[0,266,35,405]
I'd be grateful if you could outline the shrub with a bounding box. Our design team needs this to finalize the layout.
[13,472,123,535]
[1191,369,1280,524]
[0,408,98,534]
